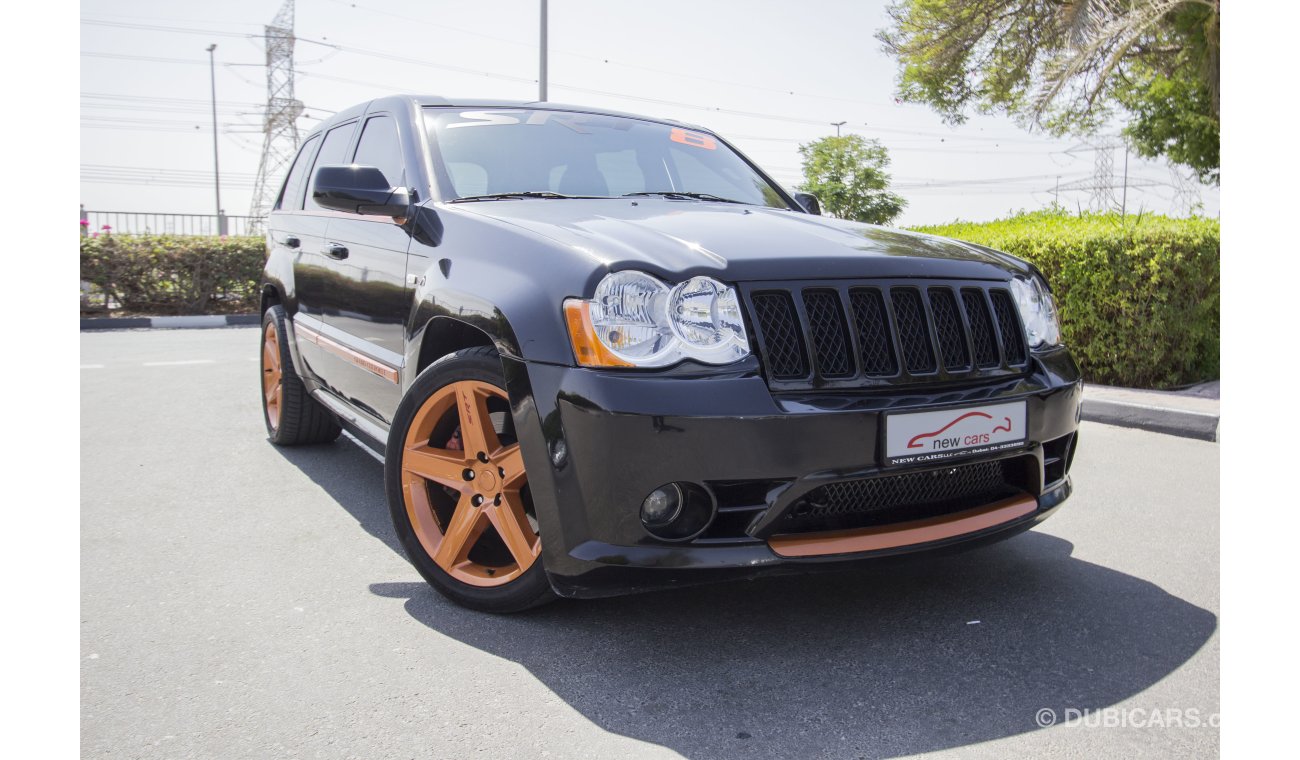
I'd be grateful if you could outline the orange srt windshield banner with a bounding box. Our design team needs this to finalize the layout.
[669,128,717,150]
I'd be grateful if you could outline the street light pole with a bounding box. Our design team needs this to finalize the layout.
[206,43,225,234]
[539,0,548,102]
[831,121,846,137]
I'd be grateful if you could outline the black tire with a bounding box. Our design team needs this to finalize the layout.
[260,305,342,445]
[385,346,555,613]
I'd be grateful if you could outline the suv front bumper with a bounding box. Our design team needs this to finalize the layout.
[509,349,1082,599]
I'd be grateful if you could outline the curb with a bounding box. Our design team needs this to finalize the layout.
[1081,391,1219,442]
[81,314,260,331]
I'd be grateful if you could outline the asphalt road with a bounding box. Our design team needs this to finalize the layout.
[81,327,1219,759]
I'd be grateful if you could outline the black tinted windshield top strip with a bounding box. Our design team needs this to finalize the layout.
[423,103,705,132]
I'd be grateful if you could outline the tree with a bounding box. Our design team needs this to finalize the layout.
[798,135,906,225]
[877,0,1220,182]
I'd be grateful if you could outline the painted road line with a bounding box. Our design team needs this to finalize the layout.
[142,359,217,367]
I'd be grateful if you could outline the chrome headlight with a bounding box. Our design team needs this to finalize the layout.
[1009,275,1061,349]
[564,271,751,367]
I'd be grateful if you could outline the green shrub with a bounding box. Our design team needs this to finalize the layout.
[81,234,267,315]
[912,210,1219,389]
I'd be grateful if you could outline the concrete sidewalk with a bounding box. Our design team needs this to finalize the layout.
[1082,381,1219,441]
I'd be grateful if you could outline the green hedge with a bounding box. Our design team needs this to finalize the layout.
[912,210,1219,389]
[81,234,267,315]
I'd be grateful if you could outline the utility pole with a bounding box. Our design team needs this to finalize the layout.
[831,121,846,137]
[206,43,224,235]
[539,0,548,102]
[1053,175,1061,205]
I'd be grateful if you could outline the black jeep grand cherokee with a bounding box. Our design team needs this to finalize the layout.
[259,95,1081,612]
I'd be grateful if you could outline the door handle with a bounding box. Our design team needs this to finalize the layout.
[325,243,349,260]
[284,236,300,249]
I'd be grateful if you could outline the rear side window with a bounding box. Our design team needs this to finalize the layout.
[352,115,406,188]
[306,122,357,210]
[274,134,320,211]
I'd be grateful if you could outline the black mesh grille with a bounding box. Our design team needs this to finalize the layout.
[786,459,1024,533]
[802,290,852,377]
[891,288,937,374]
[929,288,970,370]
[752,292,808,379]
[990,290,1028,366]
[849,288,897,375]
[962,289,1000,368]
[746,280,1032,389]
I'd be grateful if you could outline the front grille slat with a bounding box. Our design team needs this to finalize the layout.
[890,288,937,374]
[962,289,1000,368]
[802,290,853,378]
[928,287,970,371]
[849,288,897,376]
[989,289,1028,366]
[746,279,1032,391]
[751,292,809,379]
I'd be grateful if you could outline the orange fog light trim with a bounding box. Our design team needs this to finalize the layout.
[563,300,633,368]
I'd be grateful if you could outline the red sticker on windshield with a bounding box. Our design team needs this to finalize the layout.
[670,128,717,150]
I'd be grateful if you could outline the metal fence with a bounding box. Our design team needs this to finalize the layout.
[80,207,266,237]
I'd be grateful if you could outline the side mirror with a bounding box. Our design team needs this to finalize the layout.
[793,192,822,216]
[313,165,410,216]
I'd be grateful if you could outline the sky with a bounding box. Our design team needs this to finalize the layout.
[79,0,1220,227]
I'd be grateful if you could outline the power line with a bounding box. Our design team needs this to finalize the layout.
[81,18,260,38]
[81,51,263,66]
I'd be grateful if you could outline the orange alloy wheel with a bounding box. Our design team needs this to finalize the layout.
[400,380,541,587]
[262,321,284,429]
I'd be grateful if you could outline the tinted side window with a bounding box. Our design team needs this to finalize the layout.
[274,134,320,211]
[352,115,406,188]
[306,122,357,210]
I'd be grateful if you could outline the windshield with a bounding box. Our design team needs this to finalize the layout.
[424,107,792,208]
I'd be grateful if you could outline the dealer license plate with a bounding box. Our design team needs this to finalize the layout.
[885,401,1027,465]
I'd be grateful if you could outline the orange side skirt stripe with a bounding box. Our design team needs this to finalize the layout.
[295,322,400,384]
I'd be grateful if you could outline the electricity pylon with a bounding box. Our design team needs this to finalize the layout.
[249,0,303,228]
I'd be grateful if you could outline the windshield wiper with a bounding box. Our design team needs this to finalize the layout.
[449,191,603,202]
[622,191,745,204]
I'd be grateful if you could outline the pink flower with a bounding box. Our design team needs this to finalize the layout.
[101,224,112,231]
[79,219,90,226]
[92,232,100,238]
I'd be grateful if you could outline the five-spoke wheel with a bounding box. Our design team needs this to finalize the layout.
[400,380,541,586]
[260,305,340,445]
[385,346,553,612]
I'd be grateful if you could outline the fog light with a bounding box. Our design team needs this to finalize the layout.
[641,484,684,526]
[640,482,716,541]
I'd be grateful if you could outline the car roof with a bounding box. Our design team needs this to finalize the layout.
[308,95,709,138]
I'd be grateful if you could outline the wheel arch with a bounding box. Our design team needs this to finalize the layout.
[415,316,497,374]
[260,282,282,315]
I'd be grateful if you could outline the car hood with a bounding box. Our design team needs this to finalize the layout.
[446,198,1026,282]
